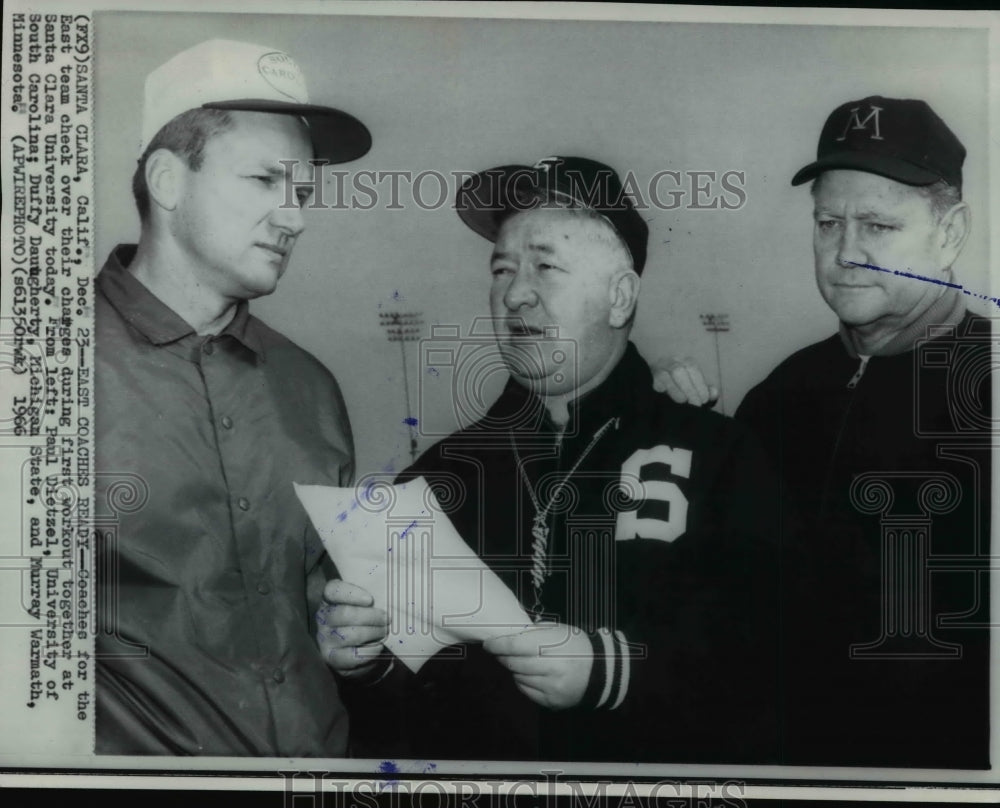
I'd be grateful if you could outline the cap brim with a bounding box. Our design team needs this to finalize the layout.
[791,151,941,187]
[455,164,549,242]
[204,99,371,164]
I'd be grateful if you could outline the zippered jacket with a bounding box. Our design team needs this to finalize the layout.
[736,293,992,768]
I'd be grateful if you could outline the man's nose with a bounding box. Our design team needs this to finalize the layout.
[270,196,306,237]
[835,223,865,269]
[503,268,539,310]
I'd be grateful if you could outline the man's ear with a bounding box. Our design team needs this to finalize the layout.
[145,148,184,213]
[938,200,970,268]
[609,270,641,328]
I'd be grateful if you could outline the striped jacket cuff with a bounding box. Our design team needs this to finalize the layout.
[581,628,631,710]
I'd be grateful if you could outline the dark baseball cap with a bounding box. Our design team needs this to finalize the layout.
[791,96,965,190]
[455,156,649,274]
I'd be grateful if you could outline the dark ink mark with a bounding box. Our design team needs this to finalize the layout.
[403,417,418,426]
[851,261,961,289]
[851,261,999,308]
[336,511,348,522]
[399,520,418,540]
[427,367,440,377]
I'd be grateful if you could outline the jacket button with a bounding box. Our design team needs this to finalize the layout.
[272,668,285,684]
[238,497,250,511]
[256,580,271,595]
[221,416,233,429]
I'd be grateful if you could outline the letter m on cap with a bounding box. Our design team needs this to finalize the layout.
[837,104,884,141]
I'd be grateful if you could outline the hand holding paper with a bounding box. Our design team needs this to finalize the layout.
[315,580,388,678]
[296,476,533,674]
[485,623,594,710]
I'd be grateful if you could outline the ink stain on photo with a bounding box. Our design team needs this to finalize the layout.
[376,759,401,790]
[852,261,1000,309]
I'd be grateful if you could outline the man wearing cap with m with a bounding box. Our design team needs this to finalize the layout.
[318,157,782,762]
[94,39,370,756]
[660,97,991,767]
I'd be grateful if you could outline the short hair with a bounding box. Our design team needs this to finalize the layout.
[131,108,235,222]
[810,173,962,222]
[912,179,963,222]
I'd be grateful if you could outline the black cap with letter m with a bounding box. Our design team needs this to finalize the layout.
[791,96,965,191]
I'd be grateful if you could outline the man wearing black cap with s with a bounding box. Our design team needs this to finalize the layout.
[95,39,371,756]
[731,97,992,767]
[320,157,781,762]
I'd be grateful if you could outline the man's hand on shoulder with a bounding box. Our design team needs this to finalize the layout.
[316,579,389,679]
[652,357,719,407]
[484,623,593,710]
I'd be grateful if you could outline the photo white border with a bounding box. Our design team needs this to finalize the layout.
[1,0,997,800]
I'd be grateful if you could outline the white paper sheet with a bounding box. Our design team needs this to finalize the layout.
[295,477,533,673]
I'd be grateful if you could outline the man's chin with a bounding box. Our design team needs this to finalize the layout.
[241,286,277,301]
[508,370,576,398]
[242,270,283,299]
[497,342,539,376]
[826,294,884,329]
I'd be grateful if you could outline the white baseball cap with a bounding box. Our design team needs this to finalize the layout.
[140,39,371,163]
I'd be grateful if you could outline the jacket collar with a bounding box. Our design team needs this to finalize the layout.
[488,341,648,439]
[98,244,265,357]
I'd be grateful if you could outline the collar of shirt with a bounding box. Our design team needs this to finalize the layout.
[97,244,267,359]
[562,341,645,437]
[494,341,645,446]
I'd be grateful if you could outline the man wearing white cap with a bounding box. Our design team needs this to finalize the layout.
[94,39,370,756]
